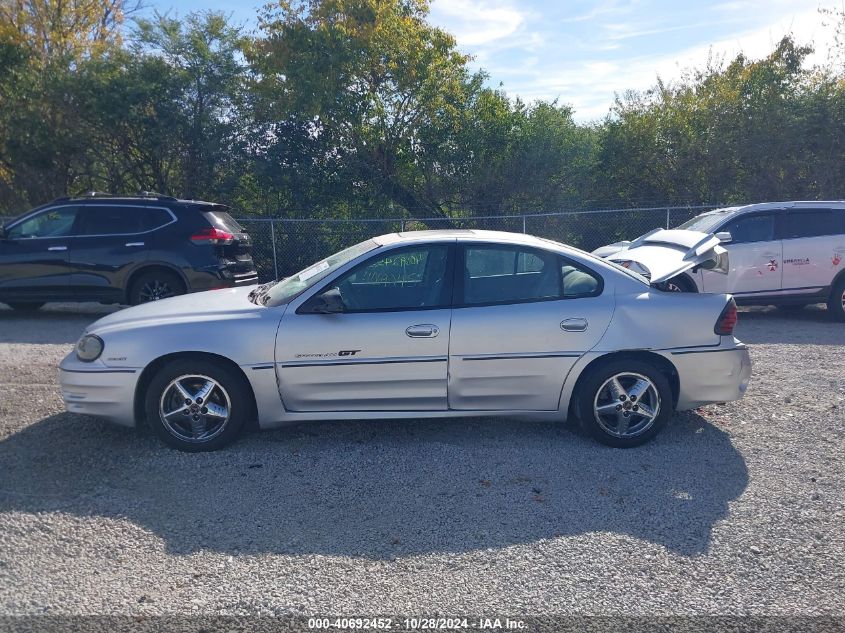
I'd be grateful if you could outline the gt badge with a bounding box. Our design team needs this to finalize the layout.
[338,350,361,357]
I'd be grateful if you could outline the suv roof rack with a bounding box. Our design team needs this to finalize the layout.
[135,191,178,201]
[49,191,180,204]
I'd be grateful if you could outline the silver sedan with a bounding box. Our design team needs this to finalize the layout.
[60,230,751,451]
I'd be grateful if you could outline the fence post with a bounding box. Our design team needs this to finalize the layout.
[400,219,405,232]
[270,219,279,280]
[665,208,671,229]
[522,215,527,234]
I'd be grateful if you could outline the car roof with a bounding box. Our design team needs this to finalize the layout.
[707,200,845,216]
[375,229,560,249]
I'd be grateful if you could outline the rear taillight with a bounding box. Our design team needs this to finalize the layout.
[714,298,738,335]
[190,227,234,245]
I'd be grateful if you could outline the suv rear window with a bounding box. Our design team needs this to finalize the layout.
[204,210,243,232]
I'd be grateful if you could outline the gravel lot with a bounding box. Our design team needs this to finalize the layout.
[0,302,843,617]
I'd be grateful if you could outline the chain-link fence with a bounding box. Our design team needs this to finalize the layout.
[238,205,717,282]
[0,204,719,283]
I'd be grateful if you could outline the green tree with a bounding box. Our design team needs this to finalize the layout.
[250,0,484,220]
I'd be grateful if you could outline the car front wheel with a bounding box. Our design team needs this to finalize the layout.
[577,359,673,448]
[144,359,250,452]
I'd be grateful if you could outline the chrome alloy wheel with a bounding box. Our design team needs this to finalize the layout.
[139,279,175,302]
[159,374,232,443]
[593,372,661,439]
[841,288,845,310]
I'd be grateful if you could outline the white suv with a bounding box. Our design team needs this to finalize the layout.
[594,201,845,321]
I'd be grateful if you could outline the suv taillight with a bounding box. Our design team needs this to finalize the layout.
[714,298,738,335]
[190,227,234,245]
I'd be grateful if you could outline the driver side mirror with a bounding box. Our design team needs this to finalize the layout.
[715,231,732,244]
[309,288,345,314]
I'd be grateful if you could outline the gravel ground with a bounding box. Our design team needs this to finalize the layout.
[0,302,843,617]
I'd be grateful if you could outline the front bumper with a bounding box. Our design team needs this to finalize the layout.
[671,343,751,410]
[59,354,139,427]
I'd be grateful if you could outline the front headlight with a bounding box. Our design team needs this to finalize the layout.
[76,334,104,362]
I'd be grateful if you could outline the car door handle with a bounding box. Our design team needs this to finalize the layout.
[406,324,439,338]
[125,242,145,247]
[560,318,588,332]
[47,246,67,252]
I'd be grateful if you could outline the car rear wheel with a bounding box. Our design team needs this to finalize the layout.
[828,276,845,322]
[5,302,45,311]
[129,270,185,305]
[577,359,673,448]
[144,359,250,452]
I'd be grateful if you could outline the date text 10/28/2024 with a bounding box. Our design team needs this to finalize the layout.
[307,617,527,630]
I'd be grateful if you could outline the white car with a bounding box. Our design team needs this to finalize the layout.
[595,201,845,321]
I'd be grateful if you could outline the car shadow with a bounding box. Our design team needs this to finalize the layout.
[736,306,845,345]
[0,303,118,344]
[0,412,747,559]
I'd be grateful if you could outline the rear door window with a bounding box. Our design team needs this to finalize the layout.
[784,209,839,239]
[462,245,561,306]
[77,206,140,235]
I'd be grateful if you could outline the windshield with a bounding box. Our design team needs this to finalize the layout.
[262,239,379,307]
[676,209,734,233]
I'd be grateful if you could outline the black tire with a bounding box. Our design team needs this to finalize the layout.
[144,358,251,452]
[5,302,45,311]
[129,269,185,305]
[828,275,845,322]
[577,359,673,448]
[664,275,696,293]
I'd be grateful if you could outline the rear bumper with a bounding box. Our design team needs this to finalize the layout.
[59,354,139,427]
[671,343,752,410]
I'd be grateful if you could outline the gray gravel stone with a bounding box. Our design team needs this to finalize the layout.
[0,302,843,616]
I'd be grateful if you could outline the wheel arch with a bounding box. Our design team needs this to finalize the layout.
[667,272,698,293]
[567,350,680,420]
[124,264,188,304]
[133,351,258,428]
[829,267,845,298]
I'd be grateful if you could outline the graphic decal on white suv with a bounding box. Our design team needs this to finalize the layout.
[767,259,778,272]
[784,258,810,266]
[833,253,842,267]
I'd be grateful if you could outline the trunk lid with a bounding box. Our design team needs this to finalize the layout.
[603,228,729,284]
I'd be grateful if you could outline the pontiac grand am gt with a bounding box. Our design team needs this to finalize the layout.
[60,230,751,452]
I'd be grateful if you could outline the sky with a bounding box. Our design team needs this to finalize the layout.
[140,0,839,122]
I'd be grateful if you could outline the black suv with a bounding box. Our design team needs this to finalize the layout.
[0,193,258,310]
